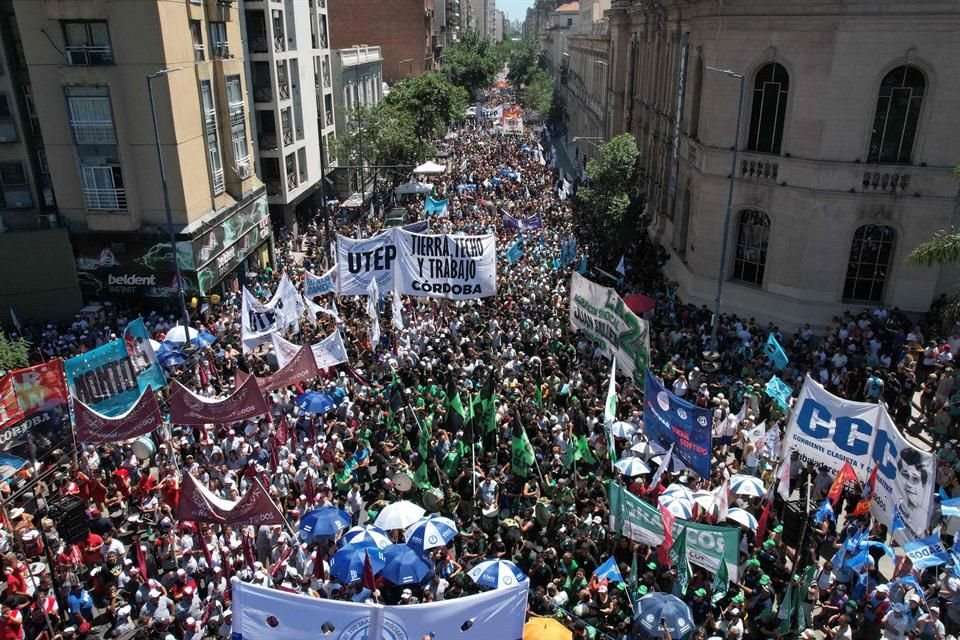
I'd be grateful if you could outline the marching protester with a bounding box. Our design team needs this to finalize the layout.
[0,77,957,640]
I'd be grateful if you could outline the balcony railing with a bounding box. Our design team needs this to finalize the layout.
[287,171,298,190]
[253,84,273,103]
[84,187,127,211]
[194,44,205,62]
[236,158,251,179]
[212,43,230,59]
[212,167,225,194]
[204,110,217,135]
[325,111,333,127]
[71,122,116,145]
[249,35,269,53]
[266,180,281,197]
[274,36,286,52]
[277,79,290,100]
[259,133,278,150]
[66,45,113,66]
[229,102,245,126]
[282,127,294,146]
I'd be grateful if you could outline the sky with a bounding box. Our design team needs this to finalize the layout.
[497,0,535,21]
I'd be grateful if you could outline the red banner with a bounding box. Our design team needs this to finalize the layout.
[167,377,269,425]
[176,472,285,526]
[0,361,68,428]
[234,345,319,392]
[73,388,163,443]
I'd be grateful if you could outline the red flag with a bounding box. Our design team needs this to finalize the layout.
[361,550,377,591]
[756,499,772,542]
[827,462,859,505]
[197,529,214,569]
[852,464,879,516]
[657,502,676,565]
[135,540,149,579]
[314,545,326,580]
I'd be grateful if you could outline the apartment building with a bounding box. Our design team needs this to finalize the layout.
[241,0,336,234]
[331,45,383,199]
[13,0,270,303]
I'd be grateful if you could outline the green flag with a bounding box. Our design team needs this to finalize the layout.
[417,412,433,461]
[478,370,498,435]
[669,527,691,595]
[413,462,433,490]
[796,564,817,633]
[511,417,535,478]
[710,558,729,604]
[564,434,597,468]
[778,583,796,635]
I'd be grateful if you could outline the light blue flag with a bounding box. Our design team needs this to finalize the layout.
[861,540,895,559]
[506,242,523,265]
[844,548,870,571]
[764,333,789,370]
[814,500,835,524]
[424,196,448,216]
[568,237,577,266]
[593,556,624,583]
[941,496,960,518]
[903,533,951,570]
[891,508,906,533]
[764,375,793,411]
[577,256,588,274]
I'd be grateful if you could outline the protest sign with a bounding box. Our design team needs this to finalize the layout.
[903,534,950,570]
[336,232,396,295]
[608,482,739,579]
[304,267,337,297]
[271,331,349,371]
[178,473,285,526]
[643,371,712,478]
[502,211,542,231]
[394,230,497,300]
[167,377,269,425]
[240,275,302,351]
[73,388,163,443]
[568,272,650,385]
[784,376,935,540]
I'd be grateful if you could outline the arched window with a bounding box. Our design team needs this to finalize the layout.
[868,66,925,164]
[843,225,896,303]
[732,209,770,285]
[747,63,788,154]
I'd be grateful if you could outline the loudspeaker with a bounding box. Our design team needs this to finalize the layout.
[781,499,807,548]
[47,495,89,543]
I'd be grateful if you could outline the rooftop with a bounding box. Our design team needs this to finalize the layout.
[555,1,580,13]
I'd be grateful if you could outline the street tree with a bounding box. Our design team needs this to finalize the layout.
[506,38,541,88]
[385,72,469,146]
[577,134,640,243]
[907,166,960,326]
[0,332,29,373]
[443,29,502,97]
[523,68,554,114]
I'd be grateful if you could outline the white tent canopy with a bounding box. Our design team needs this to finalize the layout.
[394,178,433,195]
[413,161,446,175]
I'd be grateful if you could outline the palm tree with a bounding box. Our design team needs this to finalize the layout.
[908,167,960,325]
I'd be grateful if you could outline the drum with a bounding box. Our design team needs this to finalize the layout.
[423,488,443,512]
[534,500,552,527]
[391,472,413,493]
[21,529,42,557]
[131,436,156,461]
[481,504,499,533]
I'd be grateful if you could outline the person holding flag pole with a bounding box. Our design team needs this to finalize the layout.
[603,356,618,474]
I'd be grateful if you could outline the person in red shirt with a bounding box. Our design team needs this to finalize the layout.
[81,531,104,566]
[0,607,23,640]
[2,565,28,610]
[159,468,179,511]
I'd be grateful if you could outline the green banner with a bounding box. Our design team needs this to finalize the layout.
[608,482,740,579]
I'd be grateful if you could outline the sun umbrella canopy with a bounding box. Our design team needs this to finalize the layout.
[299,507,351,542]
[692,490,717,513]
[374,500,426,531]
[610,421,637,439]
[338,525,391,550]
[467,559,528,589]
[727,507,759,530]
[295,391,335,415]
[614,457,651,477]
[623,293,656,315]
[330,546,386,584]
[651,452,687,473]
[635,592,696,638]
[405,515,458,552]
[729,474,767,497]
[413,161,446,175]
[380,543,434,585]
[523,617,572,640]
[658,493,694,520]
[164,325,217,347]
[629,439,665,460]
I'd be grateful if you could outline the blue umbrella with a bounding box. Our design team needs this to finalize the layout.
[404,516,458,553]
[338,525,391,550]
[380,544,433,585]
[190,331,217,348]
[157,349,187,368]
[299,507,351,542]
[330,546,386,584]
[296,391,335,415]
[635,592,695,638]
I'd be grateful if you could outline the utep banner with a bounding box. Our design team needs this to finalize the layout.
[241,275,303,351]
[336,232,396,295]
[568,272,650,385]
[235,344,318,393]
[167,377,269,425]
[609,482,739,579]
[643,371,712,478]
[784,376,935,540]
[230,578,528,640]
[304,267,337,297]
[177,473,284,526]
[73,388,163,443]
[64,319,166,417]
[395,230,497,300]
[0,361,68,429]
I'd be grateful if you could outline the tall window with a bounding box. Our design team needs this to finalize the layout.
[689,57,703,139]
[0,94,16,143]
[67,86,124,211]
[843,225,896,303]
[67,87,116,145]
[226,76,249,178]
[190,20,204,62]
[0,161,31,209]
[62,21,113,65]
[732,209,770,285]
[209,22,228,59]
[747,63,788,154]
[200,81,223,195]
[868,66,925,164]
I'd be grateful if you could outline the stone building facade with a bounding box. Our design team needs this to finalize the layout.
[607,0,960,328]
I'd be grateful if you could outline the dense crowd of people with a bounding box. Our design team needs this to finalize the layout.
[0,82,958,640]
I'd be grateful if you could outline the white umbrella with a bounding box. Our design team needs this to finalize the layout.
[614,457,651,477]
[630,440,659,459]
[148,339,164,353]
[413,161,446,175]
[658,493,694,519]
[729,474,767,498]
[467,559,528,589]
[692,490,716,513]
[374,500,426,531]
[163,325,200,345]
[727,507,758,530]
[337,525,391,550]
[662,483,693,500]
[610,421,637,439]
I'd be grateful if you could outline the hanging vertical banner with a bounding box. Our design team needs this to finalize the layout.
[394,230,497,300]
[783,376,936,541]
[568,272,650,385]
[643,371,712,478]
[64,320,166,417]
[336,232,397,295]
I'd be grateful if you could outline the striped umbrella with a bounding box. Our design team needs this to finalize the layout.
[404,516,458,552]
[614,457,651,477]
[729,474,767,497]
[727,507,758,530]
[337,525,391,550]
[658,492,694,519]
[467,559,528,589]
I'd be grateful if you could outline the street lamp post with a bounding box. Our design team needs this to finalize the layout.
[147,68,191,332]
[705,65,746,354]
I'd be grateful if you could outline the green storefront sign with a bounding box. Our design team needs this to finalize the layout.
[608,482,740,579]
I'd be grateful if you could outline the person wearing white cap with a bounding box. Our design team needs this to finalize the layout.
[882,602,910,640]
[139,586,174,628]
[217,609,233,639]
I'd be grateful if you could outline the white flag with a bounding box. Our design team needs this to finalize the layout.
[604,356,617,425]
[650,444,674,488]
[270,332,301,368]
[712,478,730,522]
[9,308,20,332]
[760,424,781,458]
[304,293,340,322]
[366,278,381,348]
[776,459,792,500]
[391,287,404,331]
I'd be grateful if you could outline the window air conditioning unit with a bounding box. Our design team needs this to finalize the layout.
[237,164,251,179]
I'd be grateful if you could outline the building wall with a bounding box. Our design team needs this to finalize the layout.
[328,0,433,84]
[13,0,261,233]
[331,46,384,197]
[607,0,960,329]
[0,228,81,321]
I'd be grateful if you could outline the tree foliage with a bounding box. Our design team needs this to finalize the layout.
[442,29,502,97]
[506,38,541,88]
[385,72,469,145]
[328,103,435,169]
[523,68,554,114]
[0,332,29,374]
[578,134,640,239]
[907,226,960,328]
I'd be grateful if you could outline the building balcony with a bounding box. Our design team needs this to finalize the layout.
[325,111,333,127]
[259,132,278,151]
[282,127,294,146]
[71,122,116,145]
[277,79,290,100]
[249,35,269,54]
[274,35,286,52]
[84,187,126,211]
[287,171,298,191]
[253,83,273,103]
[212,167,225,194]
